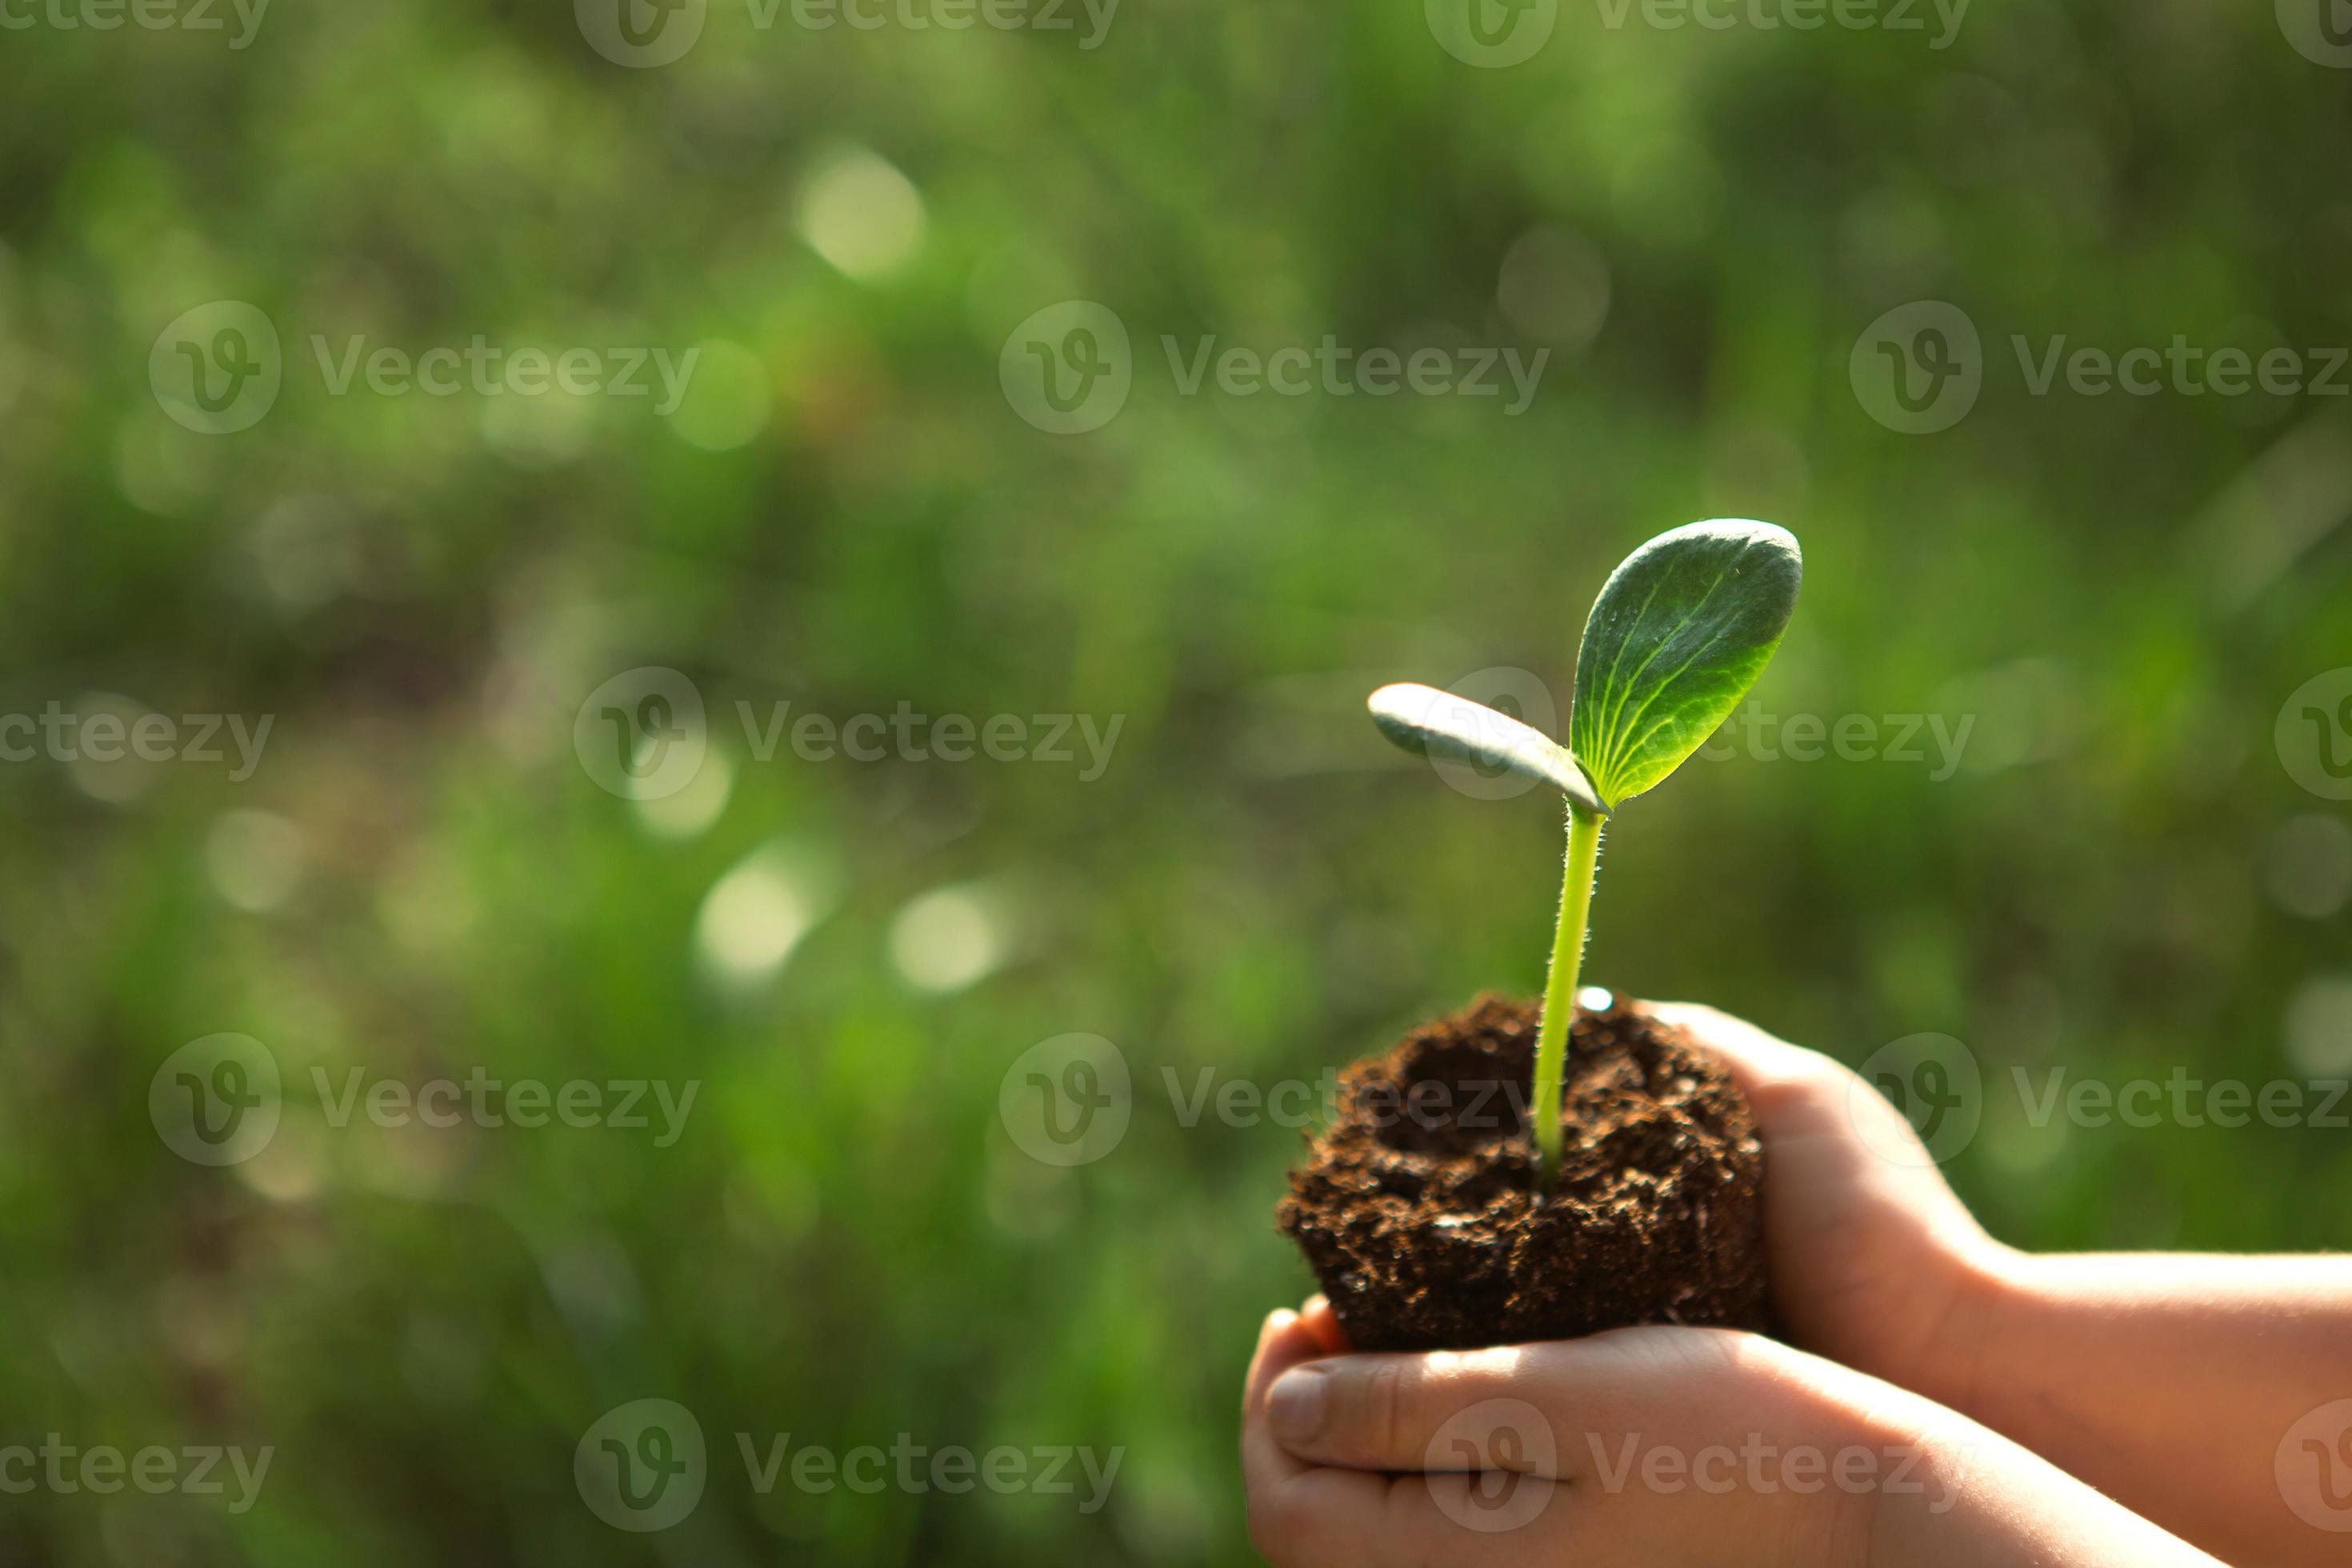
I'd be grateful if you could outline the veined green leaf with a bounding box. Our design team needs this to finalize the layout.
[1569,520,1802,808]
[1369,683,1607,815]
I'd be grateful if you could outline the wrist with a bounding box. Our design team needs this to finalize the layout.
[1900,1234,2033,1424]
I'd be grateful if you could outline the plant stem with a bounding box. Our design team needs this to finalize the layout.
[1531,802,1605,1191]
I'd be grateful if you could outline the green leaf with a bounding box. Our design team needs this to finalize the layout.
[1569,520,1802,808]
[1368,683,1607,815]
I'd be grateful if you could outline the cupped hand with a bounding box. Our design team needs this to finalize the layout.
[1242,1302,1885,1567]
[1651,1002,2012,1410]
[1240,1300,2221,1568]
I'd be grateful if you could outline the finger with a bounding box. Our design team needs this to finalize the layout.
[1647,1001,1856,1140]
[1265,1326,1754,1475]
[1247,1313,1612,1566]
[1654,1000,1952,1178]
[1299,1294,1350,1356]
[1650,1001,1991,1286]
[1243,1309,1316,1482]
[1242,1310,1401,1566]
[1250,1464,1558,1568]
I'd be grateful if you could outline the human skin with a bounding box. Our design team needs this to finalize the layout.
[1241,1299,2219,1566]
[1241,1002,2351,1565]
[1650,1001,2352,1566]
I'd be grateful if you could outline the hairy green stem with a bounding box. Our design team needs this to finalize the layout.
[1531,802,1604,1190]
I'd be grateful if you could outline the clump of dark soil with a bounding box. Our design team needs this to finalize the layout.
[1278,993,1767,1352]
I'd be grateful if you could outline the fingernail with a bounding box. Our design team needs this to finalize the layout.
[1268,1368,1329,1444]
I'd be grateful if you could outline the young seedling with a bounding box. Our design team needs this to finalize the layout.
[1370,519,1802,1190]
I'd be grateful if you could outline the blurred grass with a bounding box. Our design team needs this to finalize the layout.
[5,0,2352,1561]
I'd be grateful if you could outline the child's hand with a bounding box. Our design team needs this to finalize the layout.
[1650,1002,2010,1410]
[1240,1300,2219,1567]
[1659,1006,2352,1565]
[1242,1303,1883,1566]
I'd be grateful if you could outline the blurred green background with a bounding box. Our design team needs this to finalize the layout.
[6,0,2352,1560]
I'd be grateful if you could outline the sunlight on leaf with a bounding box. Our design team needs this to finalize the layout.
[1569,520,1802,808]
[1369,682,1607,814]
